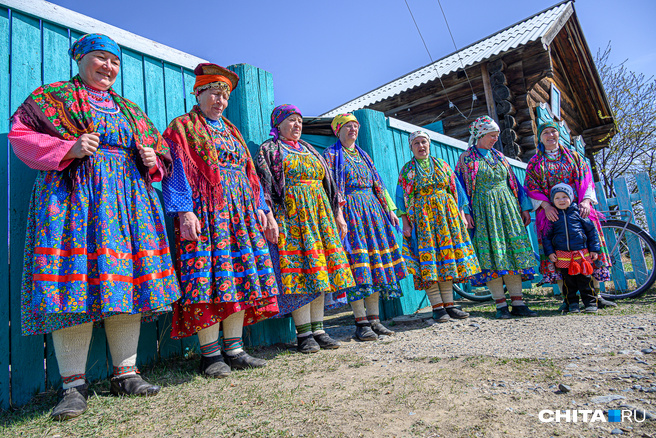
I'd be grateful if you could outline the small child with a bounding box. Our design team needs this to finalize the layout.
[544,183,601,313]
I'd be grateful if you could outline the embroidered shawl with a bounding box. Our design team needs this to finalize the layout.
[256,138,342,213]
[11,75,169,189]
[398,157,458,217]
[525,145,602,239]
[323,140,390,212]
[161,105,261,211]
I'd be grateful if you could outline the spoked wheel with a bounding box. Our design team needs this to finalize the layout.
[454,283,497,302]
[599,219,656,300]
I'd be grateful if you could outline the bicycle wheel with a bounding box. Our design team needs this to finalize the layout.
[454,283,494,302]
[599,219,656,300]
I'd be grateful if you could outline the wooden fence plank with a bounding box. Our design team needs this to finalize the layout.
[0,6,10,409]
[9,12,46,406]
[143,56,166,132]
[183,70,195,113]
[595,182,628,291]
[614,177,649,285]
[635,173,656,239]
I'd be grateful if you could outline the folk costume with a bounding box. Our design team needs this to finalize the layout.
[9,34,180,420]
[256,105,354,353]
[161,63,279,376]
[323,113,407,340]
[455,116,537,319]
[397,131,479,322]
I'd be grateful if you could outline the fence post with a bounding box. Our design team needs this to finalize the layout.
[635,172,656,239]
[595,182,628,292]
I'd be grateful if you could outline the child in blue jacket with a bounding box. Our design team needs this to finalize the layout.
[544,184,601,313]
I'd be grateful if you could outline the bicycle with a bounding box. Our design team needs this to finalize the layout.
[454,209,656,302]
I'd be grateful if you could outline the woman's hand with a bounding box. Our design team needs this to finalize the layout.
[137,144,158,169]
[579,199,592,218]
[401,215,413,238]
[590,251,598,261]
[336,209,348,240]
[264,212,279,244]
[521,210,532,227]
[542,201,559,222]
[548,254,557,263]
[389,211,400,228]
[178,211,201,241]
[464,214,475,229]
[66,132,100,160]
[257,209,268,229]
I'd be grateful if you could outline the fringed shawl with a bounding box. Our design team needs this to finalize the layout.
[161,106,260,211]
[256,138,342,213]
[398,157,458,217]
[323,140,390,211]
[525,145,603,239]
[11,75,169,190]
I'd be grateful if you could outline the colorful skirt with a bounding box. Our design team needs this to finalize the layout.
[272,179,354,315]
[342,187,406,301]
[404,185,480,289]
[21,148,181,335]
[171,165,279,338]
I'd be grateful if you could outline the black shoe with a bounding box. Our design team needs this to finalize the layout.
[495,306,512,319]
[200,354,231,378]
[510,305,538,317]
[568,303,581,313]
[597,296,617,308]
[432,308,451,323]
[370,321,395,336]
[314,332,341,349]
[297,335,320,354]
[110,374,160,397]
[445,306,470,319]
[558,301,568,312]
[223,351,266,370]
[51,382,89,421]
[354,323,378,341]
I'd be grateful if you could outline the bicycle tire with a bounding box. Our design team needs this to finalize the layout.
[599,219,656,300]
[454,283,494,302]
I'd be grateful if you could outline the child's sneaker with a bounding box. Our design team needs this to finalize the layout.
[568,303,580,313]
[584,305,598,313]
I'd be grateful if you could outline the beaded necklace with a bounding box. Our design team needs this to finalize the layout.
[477,147,499,167]
[280,140,311,156]
[415,157,435,180]
[343,146,370,180]
[84,84,119,114]
[207,118,236,153]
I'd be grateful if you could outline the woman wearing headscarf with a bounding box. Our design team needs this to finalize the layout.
[160,63,279,378]
[524,121,614,309]
[256,105,354,353]
[397,131,479,322]
[323,113,407,340]
[455,116,537,319]
[8,34,181,420]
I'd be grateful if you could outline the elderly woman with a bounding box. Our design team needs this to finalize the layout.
[397,131,479,322]
[455,116,537,319]
[256,105,354,353]
[160,63,279,377]
[323,113,407,340]
[8,34,181,420]
[524,121,614,309]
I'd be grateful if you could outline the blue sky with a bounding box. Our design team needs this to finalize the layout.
[47,0,656,117]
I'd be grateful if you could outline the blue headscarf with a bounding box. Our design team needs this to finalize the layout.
[69,33,121,61]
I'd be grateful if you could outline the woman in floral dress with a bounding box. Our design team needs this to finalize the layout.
[456,116,537,319]
[161,63,279,378]
[397,131,479,322]
[323,113,407,340]
[256,105,355,353]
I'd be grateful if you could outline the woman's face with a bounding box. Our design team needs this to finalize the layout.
[78,50,120,91]
[198,89,229,121]
[540,127,560,150]
[411,136,431,159]
[477,131,499,149]
[338,121,359,145]
[278,114,303,141]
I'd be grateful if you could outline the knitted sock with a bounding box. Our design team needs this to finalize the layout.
[197,323,221,357]
[503,274,524,306]
[439,281,455,308]
[104,313,141,377]
[52,322,93,389]
[487,277,507,308]
[310,292,325,335]
[592,278,600,296]
[425,283,443,309]
[364,291,380,317]
[292,303,312,338]
[222,310,245,356]
[350,299,367,321]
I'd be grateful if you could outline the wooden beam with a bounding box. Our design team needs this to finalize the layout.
[481,63,499,123]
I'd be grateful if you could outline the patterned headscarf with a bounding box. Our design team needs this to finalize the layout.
[331,113,359,136]
[409,130,430,147]
[69,34,121,61]
[467,116,500,146]
[193,63,239,96]
[537,121,560,153]
[269,104,302,141]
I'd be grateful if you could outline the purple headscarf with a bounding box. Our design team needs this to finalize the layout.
[269,104,302,141]
[69,33,121,61]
